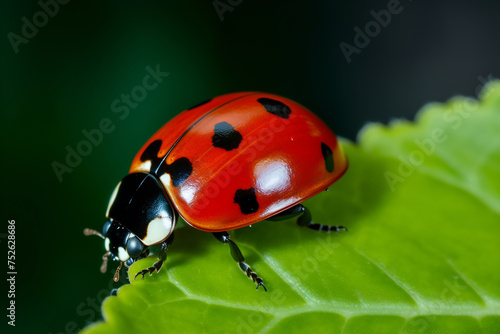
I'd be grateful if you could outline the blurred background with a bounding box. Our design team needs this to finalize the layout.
[1,0,499,333]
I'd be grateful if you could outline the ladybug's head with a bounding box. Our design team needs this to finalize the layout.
[84,173,177,281]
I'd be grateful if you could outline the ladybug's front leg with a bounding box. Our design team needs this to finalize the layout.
[213,232,267,291]
[134,233,174,280]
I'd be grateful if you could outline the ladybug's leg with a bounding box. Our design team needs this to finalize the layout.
[268,204,347,233]
[212,232,267,292]
[134,232,174,280]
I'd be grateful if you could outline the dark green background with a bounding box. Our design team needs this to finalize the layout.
[1,1,499,333]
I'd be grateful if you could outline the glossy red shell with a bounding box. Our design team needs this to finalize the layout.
[129,92,348,232]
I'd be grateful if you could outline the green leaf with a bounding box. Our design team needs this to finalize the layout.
[82,83,500,334]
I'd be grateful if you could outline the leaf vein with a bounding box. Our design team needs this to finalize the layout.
[353,249,424,307]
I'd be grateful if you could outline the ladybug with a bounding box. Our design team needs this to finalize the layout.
[84,92,348,291]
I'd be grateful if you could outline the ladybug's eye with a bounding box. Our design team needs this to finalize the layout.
[126,236,144,258]
[102,219,113,236]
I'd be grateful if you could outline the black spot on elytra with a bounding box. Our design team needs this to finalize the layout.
[140,140,163,171]
[140,140,192,186]
[159,158,193,187]
[187,98,212,110]
[234,188,259,214]
[212,122,242,151]
[321,142,334,173]
[257,98,291,119]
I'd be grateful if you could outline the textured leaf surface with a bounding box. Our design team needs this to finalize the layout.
[82,83,500,334]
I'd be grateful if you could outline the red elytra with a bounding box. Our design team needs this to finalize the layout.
[129,92,348,232]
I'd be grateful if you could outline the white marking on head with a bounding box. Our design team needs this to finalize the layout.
[118,247,129,262]
[105,238,110,252]
[106,181,122,217]
[143,217,172,245]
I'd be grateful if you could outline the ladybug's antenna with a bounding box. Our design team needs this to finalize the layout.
[101,252,111,273]
[114,262,123,282]
[84,228,105,239]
